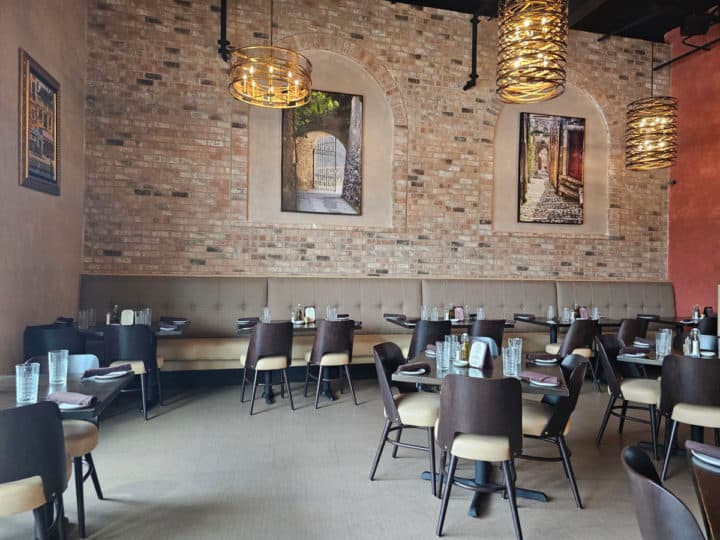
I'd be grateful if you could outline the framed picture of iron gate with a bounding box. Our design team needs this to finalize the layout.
[517,112,585,225]
[281,89,363,216]
[18,49,61,195]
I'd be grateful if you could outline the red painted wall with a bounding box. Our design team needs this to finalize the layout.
[666,25,720,315]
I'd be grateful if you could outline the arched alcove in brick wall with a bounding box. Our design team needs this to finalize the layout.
[247,33,408,230]
[489,83,611,236]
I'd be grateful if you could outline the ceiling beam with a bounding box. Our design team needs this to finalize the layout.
[568,0,612,27]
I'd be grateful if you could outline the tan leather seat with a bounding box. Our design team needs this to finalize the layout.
[545,343,592,358]
[451,434,510,462]
[62,420,99,458]
[0,476,45,517]
[620,379,660,405]
[304,351,349,366]
[672,404,720,428]
[254,355,288,371]
[391,393,439,427]
[522,399,571,437]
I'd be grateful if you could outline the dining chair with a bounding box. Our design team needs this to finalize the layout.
[23,324,85,361]
[369,343,440,495]
[469,319,505,349]
[617,318,649,346]
[407,320,451,361]
[518,354,587,508]
[541,319,600,390]
[622,445,705,540]
[303,319,357,409]
[0,401,68,540]
[594,335,661,459]
[240,321,294,415]
[660,354,720,480]
[698,316,718,351]
[436,375,523,539]
[67,354,100,375]
[104,324,164,420]
[686,440,720,540]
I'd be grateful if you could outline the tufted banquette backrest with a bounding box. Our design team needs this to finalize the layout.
[555,281,675,320]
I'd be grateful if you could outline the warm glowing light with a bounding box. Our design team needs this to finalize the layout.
[625,96,678,170]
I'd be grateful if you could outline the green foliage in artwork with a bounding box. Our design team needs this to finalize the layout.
[293,91,361,137]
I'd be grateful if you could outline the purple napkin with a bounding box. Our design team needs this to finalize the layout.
[426,344,436,353]
[82,364,132,379]
[526,352,558,362]
[519,370,560,385]
[619,347,648,355]
[396,362,431,374]
[47,391,97,407]
[686,441,720,461]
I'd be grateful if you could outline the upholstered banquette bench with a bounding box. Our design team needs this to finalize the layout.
[79,276,675,373]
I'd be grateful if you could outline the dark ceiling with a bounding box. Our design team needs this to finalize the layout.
[390,0,719,42]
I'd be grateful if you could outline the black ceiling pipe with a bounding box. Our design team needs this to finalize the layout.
[463,13,480,91]
[218,0,231,62]
[653,34,720,70]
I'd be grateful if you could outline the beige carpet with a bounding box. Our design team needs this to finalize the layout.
[0,380,703,540]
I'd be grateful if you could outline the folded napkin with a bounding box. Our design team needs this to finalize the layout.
[633,338,651,347]
[383,313,406,320]
[519,370,560,385]
[396,362,431,374]
[514,313,536,320]
[426,344,436,353]
[237,317,260,326]
[686,441,720,461]
[47,391,97,407]
[158,321,176,330]
[82,364,132,379]
[619,347,648,356]
[526,352,558,362]
[160,316,188,324]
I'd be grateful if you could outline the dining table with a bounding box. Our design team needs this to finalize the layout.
[513,315,623,343]
[393,352,568,517]
[384,314,516,331]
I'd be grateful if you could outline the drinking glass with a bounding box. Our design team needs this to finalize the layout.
[463,305,470,322]
[591,306,600,320]
[421,305,429,321]
[326,305,337,321]
[78,309,87,329]
[16,363,40,404]
[88,308,96,327]
[143,307,152,326]
[134,309,144,325]
[546,305,555,320]
[476,306,485,320]
[262,307,271,323]
[508,337,523,374]
[562,306,572,323]
[436,341,447,372]
[502,347,518,378]
[431,306,439,321]
[48,349,69,385]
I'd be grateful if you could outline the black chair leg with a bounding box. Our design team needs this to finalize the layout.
[74,456,86,538]
[503,460,523,540]
[85,453,104,499]
[369,419,392,480]
[649,404,659,460]
[715,428,720,447]
[436,454,458,537]
[249,370,260,416]
[661,420,679,481]
[240,367,248,403]
[344,365,358,406]
[586,358,601,392]
[392,427,403,458]
[56,494,66,540]
[618,400,629,433]
[303,364,311,397]
[283,369,294,411]
[139,373,148,421]
[314,366,323,409]
[558,435,582,509]
[438,450,447,499]
[428,426,437,497]
[156,369,164,406]
[596,395,616,446]
[33,506,48,540]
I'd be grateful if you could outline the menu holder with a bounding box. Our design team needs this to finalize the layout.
[469,341,488,369]
[304,306,316,324]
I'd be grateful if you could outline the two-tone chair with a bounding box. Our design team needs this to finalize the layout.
[469,319,506,350]
[407,320,451,361]
[541,319,600,390]
[304,319,357,409]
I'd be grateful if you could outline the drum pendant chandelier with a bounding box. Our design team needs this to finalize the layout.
[226,0,312,109]
[625,45,678,171]
[496,0,569,104]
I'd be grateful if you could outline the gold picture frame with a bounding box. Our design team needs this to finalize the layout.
[18,49,60,195]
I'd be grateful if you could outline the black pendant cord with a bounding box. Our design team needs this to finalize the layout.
[650,42,654,97]
[463,12,479,91]
[218,0,231,62]
[270,0,274,47]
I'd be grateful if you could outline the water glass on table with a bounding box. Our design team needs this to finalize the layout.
[431,306,440,321]
[436,341,448,372]
[656,328,672,358]
[326,305,337,321]
[591,306,600,320]
[16,362,40,404]
[476,306,485,320]
[507,337,523,374]
[502,347,518,378]
[48,349,69,385]
[261,306,272,323]
[562,306,572,323]
[421,305,429,321]
[546,305,555,320]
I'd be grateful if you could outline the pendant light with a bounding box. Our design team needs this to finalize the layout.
[227,0,312,109]
[625,44,678,170]
[496,0,569,104]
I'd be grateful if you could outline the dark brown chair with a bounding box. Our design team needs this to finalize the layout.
[595,335,661,459]
[369,343,440,495]
[240,321,294,416]
[617,318,649,346]
[23,324,84,361]
[518,354,587,508]
[0,401,68,540]
[660,354,720,480]
[469,319,505,349]
[622,445,705,540]
[436,375,523,539]
[541,319,600,390]
[104,324,164,420]
[698,316,718,336]
[407,320,451,361]
[303,319,357,409]
[687,440,720,540]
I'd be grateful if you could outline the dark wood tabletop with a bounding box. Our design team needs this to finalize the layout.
[384,315,515,330]
[0,373,133,421]
[391,352,569,397]
[236,319,363,336]
[79,323,185,338]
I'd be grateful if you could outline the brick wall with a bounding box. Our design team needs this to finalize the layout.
[83,0,670,279]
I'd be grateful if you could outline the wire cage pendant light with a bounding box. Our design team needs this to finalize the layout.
[625,45,678,170]
[227,1,312,109]
[496,0,569,104]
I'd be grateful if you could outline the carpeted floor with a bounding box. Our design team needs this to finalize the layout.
[1,379,703,540]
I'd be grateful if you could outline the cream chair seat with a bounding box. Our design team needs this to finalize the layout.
[304,351,349,366]
[672,404,720,428]
[0,476,45,517]
[390,392,439,428]
[522,399,572,437]
[620,379,660,405]
[451,434,511,462]
[63,420,99,457]
[545,343,592,358]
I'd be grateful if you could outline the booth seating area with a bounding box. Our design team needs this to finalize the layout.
[80,275,676,374]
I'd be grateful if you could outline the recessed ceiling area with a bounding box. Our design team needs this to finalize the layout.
[389,0,719,42]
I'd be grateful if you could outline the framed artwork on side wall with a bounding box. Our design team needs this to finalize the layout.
[18,49,60,196]
[517,112,585,225]
[281,89,363,216]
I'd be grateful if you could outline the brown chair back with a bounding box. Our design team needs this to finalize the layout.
[373,343,406,422]
[687,444,720,540]
[698,316,718,336]
[245,321,293,370]
[622,445,705,540]
[595,335,623,397]
[469,319,505,349]
[103,324,159,371]
[437,375,522,457]
[540,354,588,436]
[407,320,451,361]
[308,319,355,365]
[659,355,720,417]
[617,318,648,346]
[558,319,597,357]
